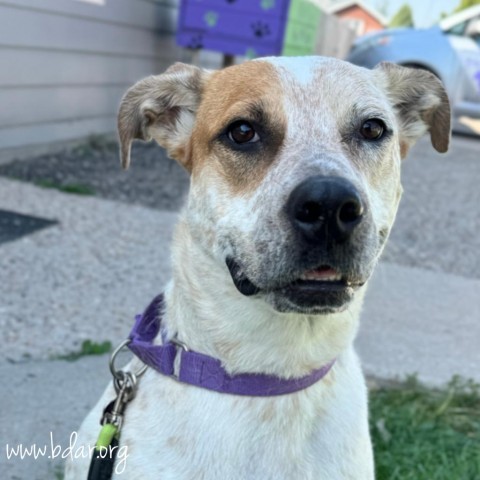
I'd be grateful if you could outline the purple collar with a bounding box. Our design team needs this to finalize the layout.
[128,295,335,396]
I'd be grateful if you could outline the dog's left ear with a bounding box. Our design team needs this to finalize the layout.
[117,62,211,170]
[374,62,451,156]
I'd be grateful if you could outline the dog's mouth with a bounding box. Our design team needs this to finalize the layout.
[226,257,365,310]
[226,257,262,296]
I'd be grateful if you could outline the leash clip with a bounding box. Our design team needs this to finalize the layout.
[87,339,148,480]
[101,372,133,431]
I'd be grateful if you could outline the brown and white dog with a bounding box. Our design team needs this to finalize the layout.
[66,56,450,479]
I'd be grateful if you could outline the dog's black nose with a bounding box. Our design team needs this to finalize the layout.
[287,176,364,244]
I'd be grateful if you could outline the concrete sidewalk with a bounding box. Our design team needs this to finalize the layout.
[0,177,176,362]
[1,176,479,479]
[358,262,480,385]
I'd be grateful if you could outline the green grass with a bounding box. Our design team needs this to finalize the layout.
[55,339,112,361]
[46,375,479,479]
[35,179,95,196]
[53,464,64,480]
[370,376,480,480]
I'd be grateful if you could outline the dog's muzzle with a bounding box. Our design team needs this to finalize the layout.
[225,176,371,313]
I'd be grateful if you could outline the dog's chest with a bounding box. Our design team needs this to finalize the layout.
[113,371,364,480]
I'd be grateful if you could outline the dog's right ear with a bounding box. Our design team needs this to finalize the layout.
[117,63,211,170]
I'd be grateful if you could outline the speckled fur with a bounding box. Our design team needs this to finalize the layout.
[66,57,450,480]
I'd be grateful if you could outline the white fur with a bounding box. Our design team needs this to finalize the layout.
[261,56,317,86]
[66,57,450,480]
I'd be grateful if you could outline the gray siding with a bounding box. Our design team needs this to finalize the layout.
[0,0,220,151]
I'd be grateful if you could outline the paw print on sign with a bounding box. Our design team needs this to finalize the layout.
[261,0,276,11]
[188,34,203,49]
[204,11,219,28]
[251,21,271,38]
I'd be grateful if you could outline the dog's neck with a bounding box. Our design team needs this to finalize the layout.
[161,219,366,379]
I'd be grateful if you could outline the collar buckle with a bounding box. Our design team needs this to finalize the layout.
[170,337,189,380]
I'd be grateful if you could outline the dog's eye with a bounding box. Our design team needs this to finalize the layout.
[360,119,385,141]
[227,121,259,144]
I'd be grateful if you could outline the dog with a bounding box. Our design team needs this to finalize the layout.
[66,56,450,479]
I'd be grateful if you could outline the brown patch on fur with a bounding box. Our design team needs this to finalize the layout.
[167,436,181,447]
[166,435,189,456]
[399,140,410,159]
[172,145,186,164]
[260,401,276,422]
[214,340,241,360]
[190,61,286,195]
[182,139,195,173]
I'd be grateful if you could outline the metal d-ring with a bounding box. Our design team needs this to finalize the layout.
[109,339,148,395]
[169,336,189,381]
[171,337,189,352]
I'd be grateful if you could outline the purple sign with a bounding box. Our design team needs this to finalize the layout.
[176,0,291,57]
[183,0,289,17]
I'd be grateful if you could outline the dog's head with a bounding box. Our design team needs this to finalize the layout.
[118,57,450,315]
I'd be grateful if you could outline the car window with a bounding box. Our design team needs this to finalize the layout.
[467,16,480,46]
[446,20,467,36]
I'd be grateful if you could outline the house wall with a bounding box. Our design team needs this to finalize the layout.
[0,0,221,152]
[316,11,357,59]
[336,6,384,35]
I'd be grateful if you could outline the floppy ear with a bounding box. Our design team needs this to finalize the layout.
[117,62,211,170]
[374,62,451,156]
